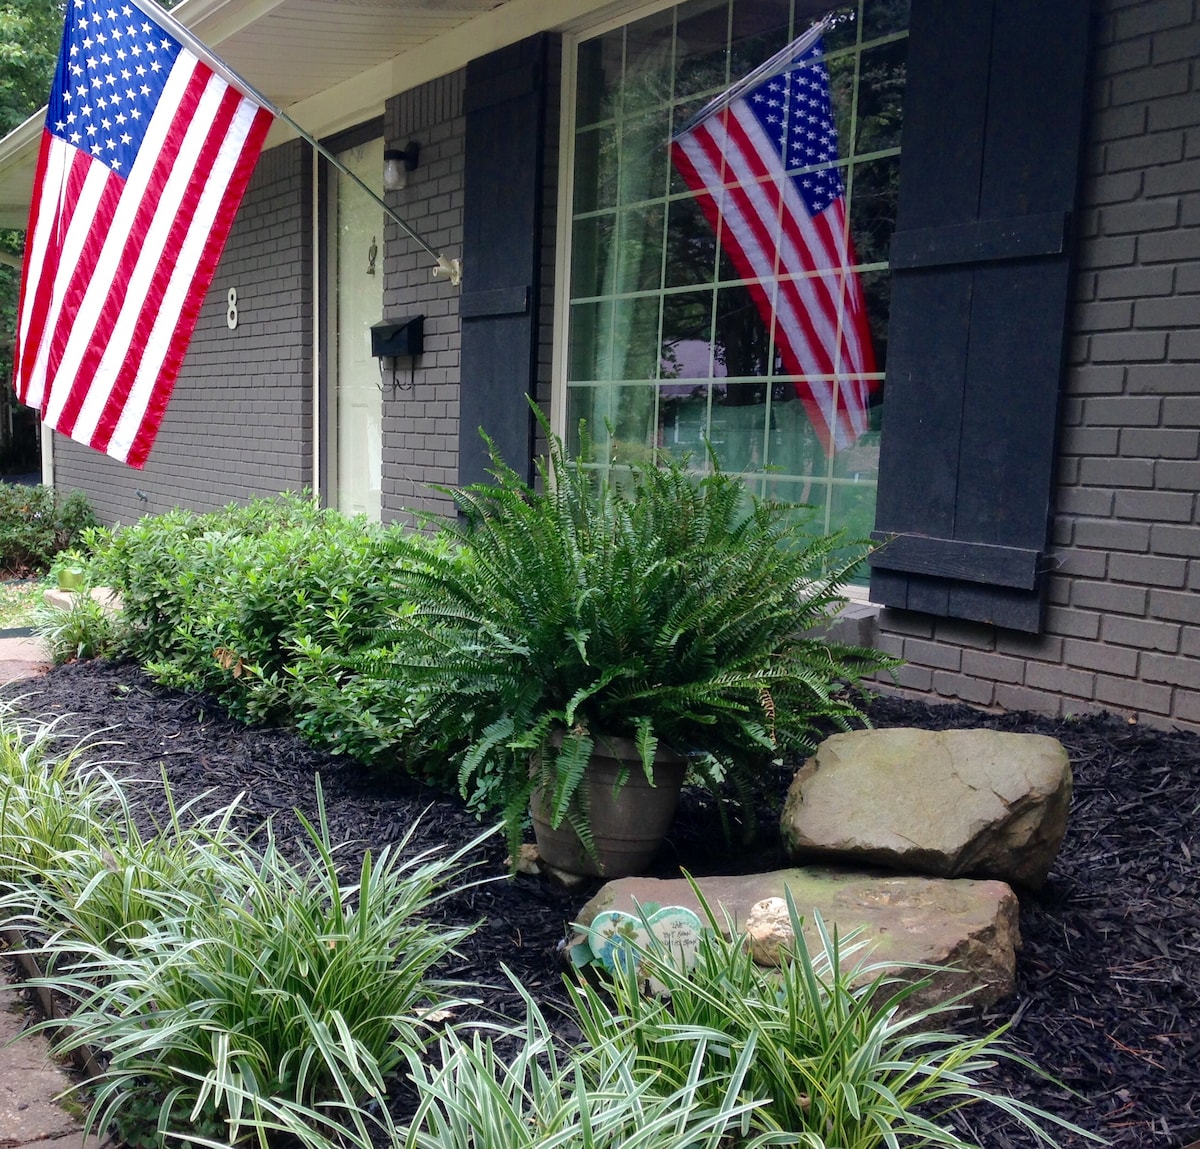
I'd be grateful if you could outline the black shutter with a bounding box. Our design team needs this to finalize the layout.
[458,35,547,488]
[868,0,1092,632]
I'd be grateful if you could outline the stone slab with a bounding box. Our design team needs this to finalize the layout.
[576,868,1020,1013]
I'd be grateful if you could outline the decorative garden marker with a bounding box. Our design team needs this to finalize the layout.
[578,905,704,989]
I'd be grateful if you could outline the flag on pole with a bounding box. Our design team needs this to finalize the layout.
[12,0,274,468]
[671,24,877,455]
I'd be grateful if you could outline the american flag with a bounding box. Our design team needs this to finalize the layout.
[671,24,877,455]
[12,0,274,468]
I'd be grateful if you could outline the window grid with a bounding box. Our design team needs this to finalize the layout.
[566,0,907,550]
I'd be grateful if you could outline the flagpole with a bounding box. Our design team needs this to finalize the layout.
[126,0,462,285]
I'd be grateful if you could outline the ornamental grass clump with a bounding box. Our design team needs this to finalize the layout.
[398,976,784,1149]
[366,413,896,861]
[570,887,1103,1149]
[16,780,492,1148]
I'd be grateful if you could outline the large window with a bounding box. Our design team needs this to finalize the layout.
[564,0,907,557]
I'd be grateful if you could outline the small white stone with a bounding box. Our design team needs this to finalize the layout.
[744,896,794,966]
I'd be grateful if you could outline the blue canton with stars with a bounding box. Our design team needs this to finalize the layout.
[746,38,843,217]
[47,0,181,176]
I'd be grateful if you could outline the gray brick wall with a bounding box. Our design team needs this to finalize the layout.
[874,0,1200,731]
[53,138,313,526]
[381,46,562,520]
[381,74,466,523]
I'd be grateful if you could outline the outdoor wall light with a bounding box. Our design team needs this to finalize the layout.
[383,141,420,191]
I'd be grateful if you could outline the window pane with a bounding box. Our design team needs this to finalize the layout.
[566,0,907,556]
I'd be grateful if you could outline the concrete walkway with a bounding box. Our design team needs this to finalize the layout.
[0,636,114,1149]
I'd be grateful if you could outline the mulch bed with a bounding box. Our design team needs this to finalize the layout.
[3,658,1198,1148]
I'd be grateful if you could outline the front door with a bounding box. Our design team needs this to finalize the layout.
[331,137,384,520]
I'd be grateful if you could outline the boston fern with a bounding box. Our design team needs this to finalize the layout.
[372,417,895,859]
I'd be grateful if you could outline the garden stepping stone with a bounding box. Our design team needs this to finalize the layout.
[781,728,1072,889]
[574,868,1020,1013]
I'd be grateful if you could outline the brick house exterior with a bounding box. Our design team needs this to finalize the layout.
[5,0,1200,730]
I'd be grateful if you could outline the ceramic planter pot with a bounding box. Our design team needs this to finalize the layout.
[531,733,687,878]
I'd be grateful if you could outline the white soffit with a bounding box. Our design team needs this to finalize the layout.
[1,0,620,227]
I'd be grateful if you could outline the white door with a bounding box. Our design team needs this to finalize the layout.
[332,138,384,520]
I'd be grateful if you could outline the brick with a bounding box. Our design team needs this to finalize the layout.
[1094,265,1174,299]
[1094,34,1153,78]
[1180,629,1200,658]
[1072,518,1151,552]
[1116,0,1193,39]
[1073,300,1133,332]
[892,663,934,692]
[1026,660,1097,698]
[1141,227,1200,264]
[1151,18,1200,62]
[1111,61,1189,106]
[1120,427,1200,457]
[900,638,962,672]
[1108,552,1189,588]
[1126,363,1200,394]
[1146,158,1200,197]
[1102,614,1182,651]
[1049,547,1109,579]
[1149,524,1200,557]
[1077,457,1156,487]
[1091,331,1167,362]
[961,650,1026,685]
[1169,330,1200,360]
[931,671,996,707]
[1060,427,1120,456]
[1094,674,1174,715]
[996,630,1064,661]
[1163,394,1200,424]
[1083,395,1162,426]
[1046,606,1099,642]
[1141,652,1200,687]
[1063,365,1126,395]
[1080,170,1144,208]
[1076,234,1138,269]
[1113,489,1195,521]
[1158,459,1200,489]
[1149,93,1200,133]
[994,683,1062,717]
[1149,588,1200,623]
[1062,637,1140,676]
[1107,131,1185,173]
[1071,580,1148,615]
[1057,487,1116,516]
[1133,296,1200,328]
[1091,103,1149,144]
[1168,690,1200,725]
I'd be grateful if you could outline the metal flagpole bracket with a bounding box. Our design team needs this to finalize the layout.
[432,256,463,286]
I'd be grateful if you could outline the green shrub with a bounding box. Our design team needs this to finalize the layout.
[31,590,120,665]
[91,494,432,746]
[0,484,98,574]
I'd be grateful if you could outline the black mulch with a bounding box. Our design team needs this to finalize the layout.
[3,659,1199,1149]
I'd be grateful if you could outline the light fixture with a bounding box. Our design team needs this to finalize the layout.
[383,141,420,191]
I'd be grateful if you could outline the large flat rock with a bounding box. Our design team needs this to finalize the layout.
[576,868,1020,1013]
[781,728,1072,889]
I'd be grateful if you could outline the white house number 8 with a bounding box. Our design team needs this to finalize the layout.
[226,287,239,330]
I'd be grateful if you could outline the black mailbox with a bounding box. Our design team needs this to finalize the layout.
[371,315,424,358]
